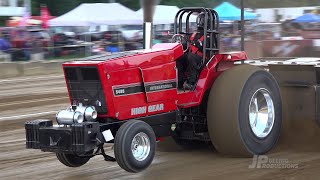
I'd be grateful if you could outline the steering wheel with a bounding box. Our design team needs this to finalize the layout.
[171,34,189,53]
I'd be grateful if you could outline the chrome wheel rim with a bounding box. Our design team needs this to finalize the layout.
[131,132,150,161]
[249,88,275,138]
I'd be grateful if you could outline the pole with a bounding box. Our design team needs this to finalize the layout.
[140,0,156,49]
[240,0,245,51]
[25,0,31,13]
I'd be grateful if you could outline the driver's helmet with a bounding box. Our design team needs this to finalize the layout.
[196,12,205,28]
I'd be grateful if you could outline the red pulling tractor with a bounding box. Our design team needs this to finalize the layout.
[26,8,287,172]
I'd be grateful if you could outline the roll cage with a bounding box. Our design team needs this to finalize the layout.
[174,8,220,64]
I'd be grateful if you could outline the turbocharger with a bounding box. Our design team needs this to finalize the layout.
[56,103,97,125]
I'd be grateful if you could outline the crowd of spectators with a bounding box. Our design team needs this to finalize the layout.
[0,19,319,61]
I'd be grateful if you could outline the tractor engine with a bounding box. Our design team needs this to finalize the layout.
[55,103,97,125]
[63,66,107,114]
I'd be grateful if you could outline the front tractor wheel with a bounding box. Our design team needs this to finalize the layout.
[207,65,282,156]
[114,120,156,173]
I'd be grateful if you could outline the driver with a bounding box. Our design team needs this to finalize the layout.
[183,12,206,90]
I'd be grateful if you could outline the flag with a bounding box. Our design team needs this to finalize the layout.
[41,5,50,29]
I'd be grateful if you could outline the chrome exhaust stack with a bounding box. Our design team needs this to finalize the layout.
[140,0,157,49]
[56,103,97,125]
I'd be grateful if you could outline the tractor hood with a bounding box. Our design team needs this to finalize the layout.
[63,43,183,72]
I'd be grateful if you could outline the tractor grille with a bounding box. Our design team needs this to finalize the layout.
[64,66,107,114]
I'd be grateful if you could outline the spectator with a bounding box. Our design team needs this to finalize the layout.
[0,31,11,61]
[0,32,11,52]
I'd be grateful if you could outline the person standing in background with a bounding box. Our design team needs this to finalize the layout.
[0,31,11,61]
[0,31,11,52]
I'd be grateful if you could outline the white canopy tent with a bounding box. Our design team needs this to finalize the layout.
[136,5,197,25]
[49,3,143,26]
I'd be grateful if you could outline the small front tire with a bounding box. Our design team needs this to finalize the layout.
[114,120,156,173]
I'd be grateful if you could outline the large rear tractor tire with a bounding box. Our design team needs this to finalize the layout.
[114,120,156,173]
[56,153,91,167]
[207,65,282,157]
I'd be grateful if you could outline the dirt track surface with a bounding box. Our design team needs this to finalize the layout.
[1,75,320,180]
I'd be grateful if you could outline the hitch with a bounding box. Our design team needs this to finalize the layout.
[94,144,116,162]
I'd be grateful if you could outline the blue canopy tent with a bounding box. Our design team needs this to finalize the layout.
[214,2,256,21]
[292,13,320,23]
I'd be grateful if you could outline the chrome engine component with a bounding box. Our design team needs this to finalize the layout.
[76,104,98,121]
[56,110,84,125]
[56,103,97,125]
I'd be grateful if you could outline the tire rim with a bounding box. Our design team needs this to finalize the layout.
[249,88,275,138]
[131,132,150,161]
